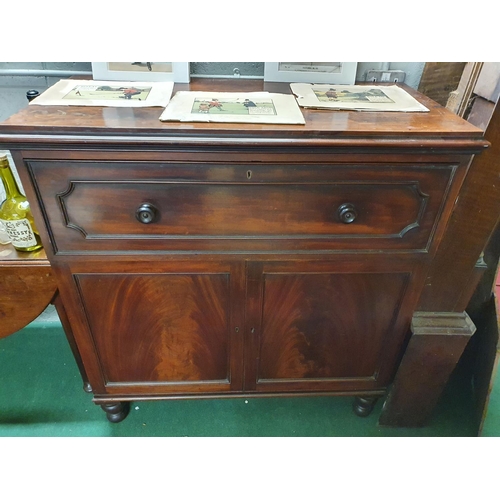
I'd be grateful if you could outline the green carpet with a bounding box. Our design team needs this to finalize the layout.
[479,359,500,436]
[0,320,483,437]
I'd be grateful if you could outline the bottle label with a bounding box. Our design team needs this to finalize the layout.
[1,219,37,248]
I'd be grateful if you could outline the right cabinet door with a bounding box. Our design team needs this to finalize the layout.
[244,259,424,394]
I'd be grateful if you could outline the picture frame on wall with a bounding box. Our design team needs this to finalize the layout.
[264,62,357,84]
[91,62,190,83]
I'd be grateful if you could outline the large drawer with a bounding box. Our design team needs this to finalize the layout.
[28,160,457,254]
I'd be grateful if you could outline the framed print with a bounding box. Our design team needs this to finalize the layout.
[290,83,429,112]
[264,62,357,84]
[91,62,190,83]
[29,79,174,107]
[160,91,305,124]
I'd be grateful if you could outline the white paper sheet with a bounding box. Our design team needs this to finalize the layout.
[291,83,429,112]
[29,79,174,107]
[159,91,305,124]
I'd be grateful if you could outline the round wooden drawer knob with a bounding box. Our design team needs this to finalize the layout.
[337,203,358,224]
[135,203,158,224]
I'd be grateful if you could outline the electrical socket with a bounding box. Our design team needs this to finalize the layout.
[366,70,406,83]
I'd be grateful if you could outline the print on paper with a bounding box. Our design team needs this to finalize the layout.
[63,84,152,101]
[192,98,277,116]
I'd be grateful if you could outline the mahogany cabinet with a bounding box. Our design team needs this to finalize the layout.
[0,79,488,425]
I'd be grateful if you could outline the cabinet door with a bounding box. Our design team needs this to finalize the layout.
[245,260,423,393]
[65,260,245,396]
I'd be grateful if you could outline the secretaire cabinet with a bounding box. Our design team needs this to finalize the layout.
[0,79,488,425]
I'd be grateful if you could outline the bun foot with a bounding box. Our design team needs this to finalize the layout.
[101,402,130,423]
[353,396,379,417]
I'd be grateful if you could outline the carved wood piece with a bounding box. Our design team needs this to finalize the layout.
[417,98,500,312]
[353,396,379,417]
[100,402,130,423]
[379,311,476,427]
[446,62,484,116]
[418,62,467,107]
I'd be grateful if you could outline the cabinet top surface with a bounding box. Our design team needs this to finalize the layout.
[0,79,485,144]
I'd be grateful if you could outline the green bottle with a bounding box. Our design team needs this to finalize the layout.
[0,154,43,252]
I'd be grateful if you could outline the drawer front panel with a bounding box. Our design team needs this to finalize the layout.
[28,160,456,253]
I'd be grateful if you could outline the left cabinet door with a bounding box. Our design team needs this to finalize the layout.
[59,260,245,397]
